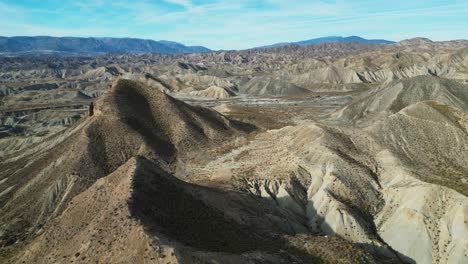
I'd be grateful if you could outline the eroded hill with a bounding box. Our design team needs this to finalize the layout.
[1,39,468,264]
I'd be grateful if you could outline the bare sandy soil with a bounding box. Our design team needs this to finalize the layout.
[1,39,468,263]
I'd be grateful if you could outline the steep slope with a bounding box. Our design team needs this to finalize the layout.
[187,75,468,263]
[7,155,381,264]
[394,38,468,50]
[275,49,468,88]
[189,86,236,99]
[366,102,468,263]
[240,76,310,96]
[287,65,363,86]
[2,38,468,264]
[334,76,468,121]
[0,79,388,263]
[368,101,468,195]
[0,79,252,250]
[198,111,468,263]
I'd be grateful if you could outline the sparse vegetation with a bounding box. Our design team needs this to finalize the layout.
[1,40,468,263]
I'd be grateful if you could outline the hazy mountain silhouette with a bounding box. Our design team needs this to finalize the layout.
[257,35,394,49]
[0,36,211,55]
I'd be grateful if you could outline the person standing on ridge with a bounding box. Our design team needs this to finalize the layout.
[89,102,94,116]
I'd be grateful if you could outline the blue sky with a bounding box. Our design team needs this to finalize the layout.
[0,0,467,50]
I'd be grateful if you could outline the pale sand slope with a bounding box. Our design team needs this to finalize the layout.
[189,86,236,99]
[2,80,383,263]
[196,101,467,263]
[333,76,468,122]
[240,76,310,96]
[9,156,379,263]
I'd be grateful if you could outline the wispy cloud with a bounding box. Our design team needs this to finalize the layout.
[0,0,467,49]
[162,0,193,9]
[0,1,22,13]
[131,0,468,48]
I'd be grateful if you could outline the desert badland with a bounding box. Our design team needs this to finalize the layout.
[0,37,468,263]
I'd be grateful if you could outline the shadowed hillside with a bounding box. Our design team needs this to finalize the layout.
[1,39,468,264]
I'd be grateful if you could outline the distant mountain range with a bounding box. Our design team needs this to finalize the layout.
[257,36,395,49]
[0,35,396,56]
[0,36,211,55]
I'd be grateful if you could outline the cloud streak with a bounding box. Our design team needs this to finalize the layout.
[0,0,467,49]
[162,0,193,9]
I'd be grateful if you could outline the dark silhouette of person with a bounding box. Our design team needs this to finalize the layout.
[89,102,94,116]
